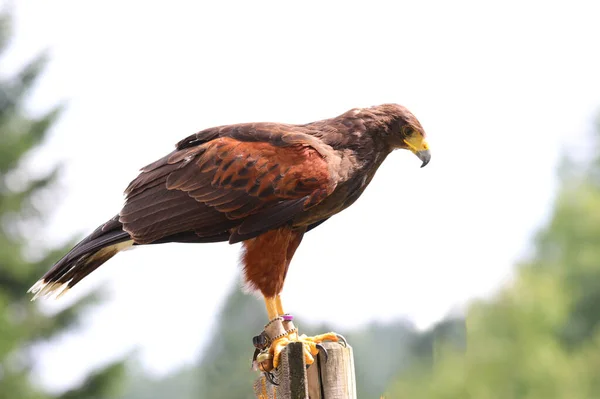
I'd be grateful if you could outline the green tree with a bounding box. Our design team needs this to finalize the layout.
[115,282,265,399]
[115,279,433,399]
[116,269,466,399]
[195,281,267,399]
[0,11,124,398]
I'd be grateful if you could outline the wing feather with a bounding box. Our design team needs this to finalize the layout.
[120,125,335,244]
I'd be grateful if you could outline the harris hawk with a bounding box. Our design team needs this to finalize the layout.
[29,103,430,374]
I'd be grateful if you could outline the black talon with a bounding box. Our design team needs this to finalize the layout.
[252,348,260,363]
[252,335,261,348]
[264,371,278,386]
[316,343,328,363]
[253,331,269,349]
[335,334,348,347]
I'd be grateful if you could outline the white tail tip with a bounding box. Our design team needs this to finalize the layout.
[28,279,71,301]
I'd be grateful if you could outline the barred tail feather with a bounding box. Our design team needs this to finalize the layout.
[28,215,133,300]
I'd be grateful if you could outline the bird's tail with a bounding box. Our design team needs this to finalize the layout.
[28,215,133,300]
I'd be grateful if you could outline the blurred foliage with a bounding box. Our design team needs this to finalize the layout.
[116,283,270,399]
[0,10,124,399]
[116,362,197,399]
[117,280,463,398]
[195,283,268,398]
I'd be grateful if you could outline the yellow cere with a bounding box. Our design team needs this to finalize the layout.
[404,135,430,153]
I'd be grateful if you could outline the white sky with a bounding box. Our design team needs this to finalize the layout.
[3,0,600,393]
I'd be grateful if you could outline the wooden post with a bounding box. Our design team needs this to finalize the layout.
[253,341,356,399]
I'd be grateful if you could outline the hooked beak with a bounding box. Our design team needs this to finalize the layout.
[404,136,431,168]
[416,149,431,168]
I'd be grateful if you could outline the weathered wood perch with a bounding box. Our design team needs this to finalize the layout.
[253,341,356,399]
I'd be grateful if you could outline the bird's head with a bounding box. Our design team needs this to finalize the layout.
[398,116,430,168]
[374,104,431,167]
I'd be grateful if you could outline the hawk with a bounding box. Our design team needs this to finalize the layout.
[29,103,430,373]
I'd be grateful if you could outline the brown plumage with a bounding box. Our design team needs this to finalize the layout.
[28,103,430,367]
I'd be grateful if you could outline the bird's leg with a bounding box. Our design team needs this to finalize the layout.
[247,227,342,374]
[255,295,345,372]
[275,294,285,317]
[265,296,280,320]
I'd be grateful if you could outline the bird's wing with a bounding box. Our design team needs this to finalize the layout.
[119,124,335,244]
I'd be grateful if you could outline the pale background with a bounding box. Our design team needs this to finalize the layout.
[2,0,600,392]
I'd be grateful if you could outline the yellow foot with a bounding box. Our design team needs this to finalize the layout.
[253,315,346,373]
[271,331,343,369]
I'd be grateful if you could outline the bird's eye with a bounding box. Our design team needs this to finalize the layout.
[403,127,414,137]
